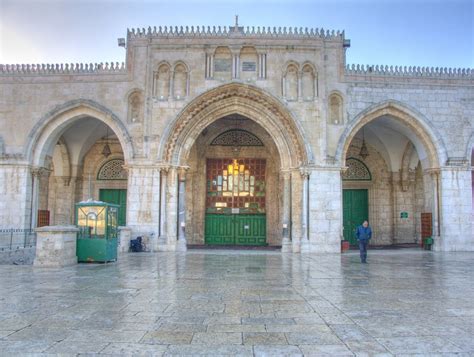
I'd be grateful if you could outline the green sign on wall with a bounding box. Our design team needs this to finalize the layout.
[400,211,409,219]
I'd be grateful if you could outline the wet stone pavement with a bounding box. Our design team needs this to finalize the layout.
[1,249,474,356]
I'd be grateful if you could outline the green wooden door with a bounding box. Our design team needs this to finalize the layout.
[205,214,266,246]
[343,189,368,245]
[99,189,127,226]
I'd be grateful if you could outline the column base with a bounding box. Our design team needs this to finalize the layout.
[300,238,310,253]
[292,238,301,253]
[177,239,187,252]
[281,237,292,253]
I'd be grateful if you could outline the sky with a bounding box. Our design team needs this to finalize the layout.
[0,0,473,68]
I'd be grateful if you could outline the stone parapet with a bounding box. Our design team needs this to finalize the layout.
[34,225,78,267]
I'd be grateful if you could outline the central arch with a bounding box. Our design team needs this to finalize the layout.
[158,83,313,169]
[157,83,313,251]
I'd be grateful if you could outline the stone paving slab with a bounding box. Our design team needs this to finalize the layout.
[0,249,474,355]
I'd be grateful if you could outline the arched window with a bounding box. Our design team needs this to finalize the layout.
[301,64,316,100]
[284,64,298,101]
[329,93,343,125]
[214,47,232,81]
[154,64,170,99]
[240,46,258,81]
[173,63,188,99]
[97,159,127,180]
[128,90,143,123]
[342,158,372,181]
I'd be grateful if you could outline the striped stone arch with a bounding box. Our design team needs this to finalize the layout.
[158,83,313,169]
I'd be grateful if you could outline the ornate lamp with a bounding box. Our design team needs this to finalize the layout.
[102,126,112,158]
[359,128,369,160]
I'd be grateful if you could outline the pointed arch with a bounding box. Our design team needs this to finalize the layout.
[335,100,447,169]
[25,99,134,167]
[158,83,313,169]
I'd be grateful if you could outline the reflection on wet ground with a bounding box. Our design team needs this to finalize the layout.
[0,249,473,355]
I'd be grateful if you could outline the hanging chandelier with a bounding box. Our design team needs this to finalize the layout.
[359,127,369,160]
[102,126,112,158]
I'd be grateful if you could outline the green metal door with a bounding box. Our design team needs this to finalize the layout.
[343,189,368,245]
[99,189,127,226]
[205,158,267,246]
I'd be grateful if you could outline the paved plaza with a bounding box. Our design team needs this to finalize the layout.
[0,249,474,356]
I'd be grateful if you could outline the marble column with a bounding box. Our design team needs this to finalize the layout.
[159,167,167,244]
[281,170,292,252]
[300,168,310,253]
[166,167,179,249]
[177,167,187,251]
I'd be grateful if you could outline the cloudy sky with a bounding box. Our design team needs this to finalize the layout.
[0,0,472,68]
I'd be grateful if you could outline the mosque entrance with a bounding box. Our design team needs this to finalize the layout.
[343,189,369,245]
[204,158,267,246]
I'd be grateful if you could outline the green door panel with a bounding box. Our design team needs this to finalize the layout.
[205,214,234,245]
[343,189,368,245]
[99,189,127,226]
[234,214,266,246]
[205,214,267,246]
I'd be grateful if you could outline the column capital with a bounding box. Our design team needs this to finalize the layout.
[299,167,311,178]
[280,169,292,180]
[178,166,189,181]
[31,166,51,178]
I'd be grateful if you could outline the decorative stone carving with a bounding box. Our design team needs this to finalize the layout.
[210,130,263,147]
[97,159,127,180]
[342,158,371,181]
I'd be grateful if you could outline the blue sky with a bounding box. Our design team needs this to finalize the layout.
[0,0,472,68]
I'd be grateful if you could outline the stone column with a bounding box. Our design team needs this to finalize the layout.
[126,166,161,250]
[166,167,179,250]
[256,49,267,79]
[30,167,45,229]
[158,167,168,245]
[177,167,187,251]
[308,168,342,253]
[431,169,440,238]
[300,168,310,253]
[435,166,473,251]
[231,47,241,79]
[281,170,292,252]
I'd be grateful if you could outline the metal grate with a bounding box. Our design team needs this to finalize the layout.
[206,158,266,214]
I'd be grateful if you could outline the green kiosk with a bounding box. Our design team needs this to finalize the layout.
[75,200,119,263]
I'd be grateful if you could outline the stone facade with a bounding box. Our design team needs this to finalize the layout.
[0,23,473,253]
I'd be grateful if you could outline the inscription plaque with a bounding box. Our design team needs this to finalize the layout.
[242,61,256,72]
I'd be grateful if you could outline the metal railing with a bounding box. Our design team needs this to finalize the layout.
[0,229,36,251]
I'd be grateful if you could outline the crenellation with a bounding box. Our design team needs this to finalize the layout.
[346,63,473,79]
[0,61,126,76]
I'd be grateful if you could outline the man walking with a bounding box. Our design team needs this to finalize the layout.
[355,220,372,263]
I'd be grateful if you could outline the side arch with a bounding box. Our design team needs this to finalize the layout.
[335,100,447,169]
[25,99,135,166]
[157,83,314,169]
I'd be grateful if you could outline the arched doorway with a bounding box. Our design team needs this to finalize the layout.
[27,101,132,230]
[187,115,281,246]
[157,83,313,252]
[337,101,446,248]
